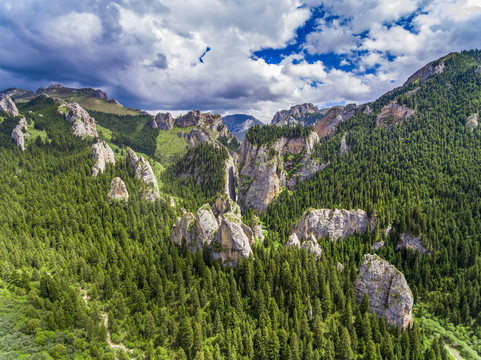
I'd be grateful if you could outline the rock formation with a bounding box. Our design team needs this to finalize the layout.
[92,141,115,176]
[371,241,385,251]
[108,177,129,201]
[150,112,174,130]
[340,132,350,155]
[173,110,223,130]
[126,148,160,201]
[376,102,415,129]
[178,128,214,147]
[397,233,430,256]
[171,196,261,265]
[238,131,322,213]
[314,104,357,138]
[286,233,322,259]
[11,117,29,150]
[466,113,479,131]
[355,254,414,330]
[64,103,98,138]
[292,208,373,242]
[363,105,373,115]
[271,103,321,126]
[224,152,237,201]
[0,95,19,117]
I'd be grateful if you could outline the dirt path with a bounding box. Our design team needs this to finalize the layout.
[80,288,135,359]
[445,343,464,360]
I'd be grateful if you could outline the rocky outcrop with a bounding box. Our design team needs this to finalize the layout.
[126,148,160,201]
[174,110,223,130]
[150,112,174,130]
[92,141,115,176]
[225,152,237,201]
[238,132,322,213]
[466,113,479,131]
[64,103,98,138]
[376,102,415,129]
[397,233,430,256]
[286,233,322,259]
[0,95,19,117]
[340,132,350,155]
[171,197,260,265]
[11,117,29,150]
[363,105,373,115]
[372,241,385,251]
[271,103,320,126]
[314,104,357,138]
[403,56,447,87]
[108,177,129,202]
[178,128,214,147]
[355,254,413,330]
[292,208,373,242]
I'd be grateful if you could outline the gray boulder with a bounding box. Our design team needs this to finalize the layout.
[355,254,413,330]
[92,141,115,176]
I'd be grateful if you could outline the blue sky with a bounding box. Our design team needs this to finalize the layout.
[0,0,480,122]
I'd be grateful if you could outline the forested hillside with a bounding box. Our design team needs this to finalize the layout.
[1,50,481,360]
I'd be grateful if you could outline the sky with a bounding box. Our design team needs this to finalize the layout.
[0,0,480,123]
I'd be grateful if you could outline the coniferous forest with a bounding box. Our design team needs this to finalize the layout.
[0,50,481,360]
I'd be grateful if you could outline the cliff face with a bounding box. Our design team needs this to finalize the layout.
[92,141,115,176]
[64,103,98,138]
[150,112,174,130]
[108,177,129,202]
[11,117,29,151]
[237,132,322,213]
[376,102,416,129]
[0,95,19,117]
[292,208,373,241]
[355,254,414,330]
[314,104,357,138]
[171,197,260,265]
